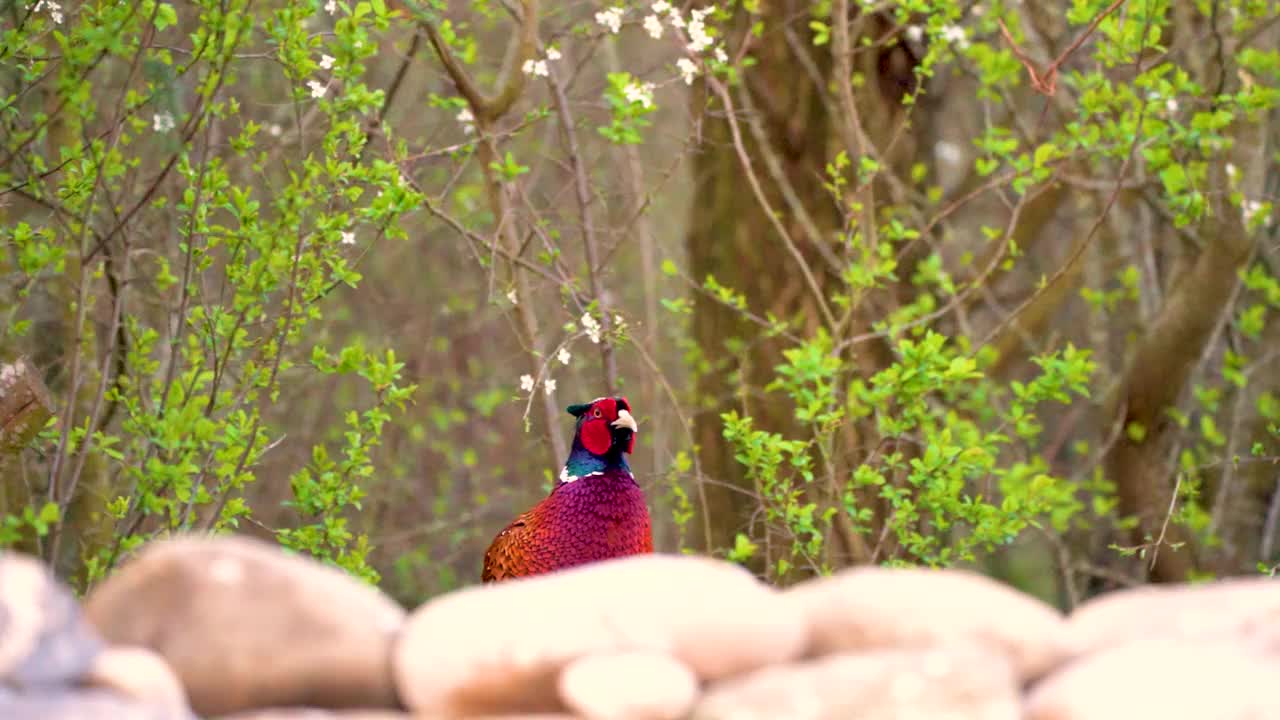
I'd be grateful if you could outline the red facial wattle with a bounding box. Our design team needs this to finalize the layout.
[581,415,612,455]
[578,397,637,456]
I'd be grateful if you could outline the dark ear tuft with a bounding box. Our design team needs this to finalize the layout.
[566,403,591,417]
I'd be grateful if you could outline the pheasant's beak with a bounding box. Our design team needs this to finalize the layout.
[611,409,638,433]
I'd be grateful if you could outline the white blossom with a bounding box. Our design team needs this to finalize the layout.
[643,14,664,39]
[457,106,475,135]
[1166,98,1178,113]
[941,24,969,50]
[319,54,335,70]
[340,231,355,245]
[713,46,728,63]
[582,312,603,344]
[519,374,535,392]
[669,13,685,28]
[557,347,571,365]
[692,5,715,20]
[652,0,671,12]
[1226,163,1238,178]
[522,58,548,77]
[677,57,699,85]
[506,287,519,305]
[622,81,655,109]
[595,6,624,34]
[546,46,562,61]
[34,0,62,23]
[687,14,713,53]
[324,0,337,13]
[268,123,283,137]
[544,378,557,396]
[152,112,175,133]
[906,25,923,43]
[1243,199,1271,227]
[307,79,327,99]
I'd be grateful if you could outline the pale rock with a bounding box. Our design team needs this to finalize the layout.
[1067,576,1280,654]
[0,551,104,689]
[81,645,191,716]
[84,535,406,716]
[213,710,412,720]
[393,554,805,715]
[220,707,576,712]
[691,643,1020,720]
[558,651,698,720]
[787,566,1072,680]
[0,688,177,720]
[1025,638,1280,720]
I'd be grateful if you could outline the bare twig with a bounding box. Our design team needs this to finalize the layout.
[420,0,538,123]
[832,0,878,253]
[423,0,565,466]
[1260,476,1280,561]
[704,76,838,330]
[1146,472,1184,573]
[997,0,1129,96]
[544,53,618,393]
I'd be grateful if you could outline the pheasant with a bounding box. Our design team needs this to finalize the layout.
[482,396,652,583]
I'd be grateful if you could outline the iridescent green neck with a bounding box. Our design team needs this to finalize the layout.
[560,437,629,483]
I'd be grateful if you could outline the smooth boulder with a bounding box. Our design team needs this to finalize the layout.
[0,551,103,689]
[81,645,191,716]
[787,566,1073,680]
[217,707,573,712]
[393,553,806,715]
[558,651,698,720]
[84,535,406,716]
[1067,577,1280,654]
[1026,639,1280,720]
[213,711,413,720]
[692,643,1020,720]
[0,688,178,720]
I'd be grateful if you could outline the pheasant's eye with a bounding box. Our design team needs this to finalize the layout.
[592,407,602,418]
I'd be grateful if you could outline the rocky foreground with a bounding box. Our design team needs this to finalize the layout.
[1,536,1277,720]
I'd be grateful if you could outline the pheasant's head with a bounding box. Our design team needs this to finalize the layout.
[566,396,637,459]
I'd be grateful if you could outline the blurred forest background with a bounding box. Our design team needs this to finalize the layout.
[1,0,1278,608]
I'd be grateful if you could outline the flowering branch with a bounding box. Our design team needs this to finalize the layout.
[544,46,619,394]
[422,0,565,466]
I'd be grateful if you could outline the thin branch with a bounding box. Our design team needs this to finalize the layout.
[420,0,538,123]
[732,84,843,274]
[997,0,1129,96]
[832,0,878,253]
[704,76,838,331]
[629,339,712,552]
[544,60,618,392]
